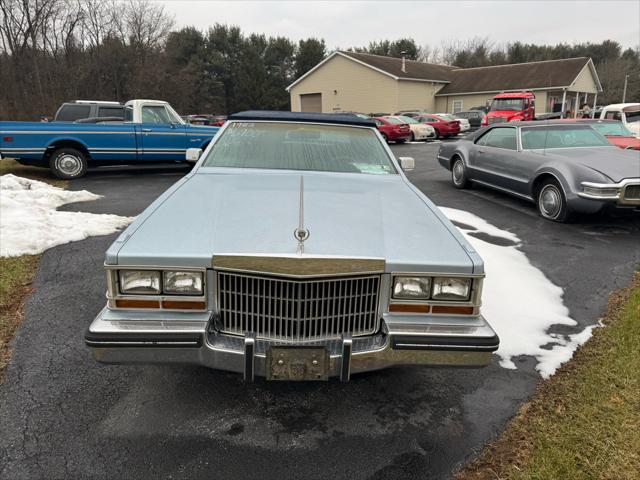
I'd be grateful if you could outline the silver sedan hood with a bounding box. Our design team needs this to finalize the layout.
[546,146,640,182]
[108,170,478,273]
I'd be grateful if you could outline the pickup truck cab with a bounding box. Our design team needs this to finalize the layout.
[483,91,536,125]
[599,103,640,138]
[54,100,125,122]
[0,99,219,179]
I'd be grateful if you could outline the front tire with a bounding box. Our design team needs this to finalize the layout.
[536,179,571,222]
[451,157,470,189]
[49,148,88,179]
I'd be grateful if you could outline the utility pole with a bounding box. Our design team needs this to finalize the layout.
[622,74,629,103]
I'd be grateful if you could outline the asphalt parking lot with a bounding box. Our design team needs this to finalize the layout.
[1,139,639,480]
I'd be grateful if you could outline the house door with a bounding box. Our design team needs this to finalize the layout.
[300,93,322,112]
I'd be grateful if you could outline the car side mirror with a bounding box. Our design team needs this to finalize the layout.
[185,148,203,163]
[398,156,415,171]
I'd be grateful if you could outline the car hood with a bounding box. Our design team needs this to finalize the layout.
[544,147,640,182]
[110,171,476,273]
[605,135,640,150]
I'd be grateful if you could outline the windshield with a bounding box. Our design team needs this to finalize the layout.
[625,110,640,123]
[521,125,611,149]
[398,116,418,124]
[201,122,397,175]
[591,122,634,136]
[490,98,525,112]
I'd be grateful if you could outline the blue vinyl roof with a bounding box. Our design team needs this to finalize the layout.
[228,110,376,127]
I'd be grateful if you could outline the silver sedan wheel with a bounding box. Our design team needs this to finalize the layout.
[538,184,562,219]
[55,154,83,177]
[452,160,465,185]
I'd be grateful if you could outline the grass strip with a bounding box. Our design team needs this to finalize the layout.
[456,272,640,480]
[0,158,65,382]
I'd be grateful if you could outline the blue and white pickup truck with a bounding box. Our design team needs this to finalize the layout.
[0,100,219,179]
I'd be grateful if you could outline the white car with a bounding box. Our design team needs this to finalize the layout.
[599,103,640,138]
[437,113,471,133]
[391,115,436,141]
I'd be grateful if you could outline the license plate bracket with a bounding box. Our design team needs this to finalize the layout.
[267,346,329,381]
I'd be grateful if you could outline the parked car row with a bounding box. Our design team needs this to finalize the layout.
[437,121,640,222]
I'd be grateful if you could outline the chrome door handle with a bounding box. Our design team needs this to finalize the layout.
[141,128,152,132]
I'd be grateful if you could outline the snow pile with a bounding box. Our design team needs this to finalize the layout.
[0,174,132,257]
[440,206,594,378]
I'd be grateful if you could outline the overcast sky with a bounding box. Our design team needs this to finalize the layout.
[157,0,640,51]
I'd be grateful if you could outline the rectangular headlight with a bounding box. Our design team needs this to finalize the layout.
[393,276,431,299]
[163,271,204,296]
[432,277,471,301]
[119,270,161,295]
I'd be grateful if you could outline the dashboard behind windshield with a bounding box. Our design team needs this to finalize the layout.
[201,122,397,175]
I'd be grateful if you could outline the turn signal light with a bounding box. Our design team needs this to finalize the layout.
[162,300,206,310]
[389,304,431,313]
[431,305,475,315]
[115,299,160,309]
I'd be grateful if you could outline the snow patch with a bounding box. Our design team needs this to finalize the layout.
[440,206,595,378]
[0,174,132,257]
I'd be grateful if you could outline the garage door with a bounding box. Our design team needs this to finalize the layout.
[300,93,322,112]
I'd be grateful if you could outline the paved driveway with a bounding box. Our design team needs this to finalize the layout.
[2,144,639,479]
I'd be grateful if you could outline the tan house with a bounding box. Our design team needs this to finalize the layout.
[287,51,603,117]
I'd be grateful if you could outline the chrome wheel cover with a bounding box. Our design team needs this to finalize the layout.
[452,160,464,185]
[539,185,562,218]
[55,154,83,177]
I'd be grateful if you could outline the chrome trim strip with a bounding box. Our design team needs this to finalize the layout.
[0,131,135,135]
[340,334,352,382]
[213,254,385,278]
[244,333,255,382]
[471,179,535,202]
[393,342,497,350]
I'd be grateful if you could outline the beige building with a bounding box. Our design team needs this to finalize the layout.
[287,51,603,117]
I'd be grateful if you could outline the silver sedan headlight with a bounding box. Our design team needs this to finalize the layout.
[163,271,204,295]
[119,270,161,295]
[431,277,471,301]
[393,276,431,299]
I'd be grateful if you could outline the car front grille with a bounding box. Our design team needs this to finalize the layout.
[216,272,381,341]
[623,184,640,200]
[488,117,506,124]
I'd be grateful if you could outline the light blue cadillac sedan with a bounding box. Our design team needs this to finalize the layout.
[86,111,499,381]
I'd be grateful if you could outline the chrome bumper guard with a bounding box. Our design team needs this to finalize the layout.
[86,308,499,381]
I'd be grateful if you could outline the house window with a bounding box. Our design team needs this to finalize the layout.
[452,100,463,114]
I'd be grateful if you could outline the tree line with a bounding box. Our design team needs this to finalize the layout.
[1,0,638,121]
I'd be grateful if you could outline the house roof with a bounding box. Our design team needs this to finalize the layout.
[338,51,456,82]
[435,57,601,95]
[286,51,454,91]
[286,52,603,96]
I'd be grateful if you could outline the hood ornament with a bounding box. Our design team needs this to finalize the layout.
[294,176,309,254]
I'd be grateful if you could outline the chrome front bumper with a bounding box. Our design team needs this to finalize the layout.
[86,308,499,381]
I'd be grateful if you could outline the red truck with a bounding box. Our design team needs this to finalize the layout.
[482,91,536,126]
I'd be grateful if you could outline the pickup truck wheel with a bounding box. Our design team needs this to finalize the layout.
[451,157,470,189]
[50,148,88,179]
[537,179,571,222]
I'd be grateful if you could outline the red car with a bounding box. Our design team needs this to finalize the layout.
[576,119,640,150]
[414,114,460,139]
[372,116,412,143]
